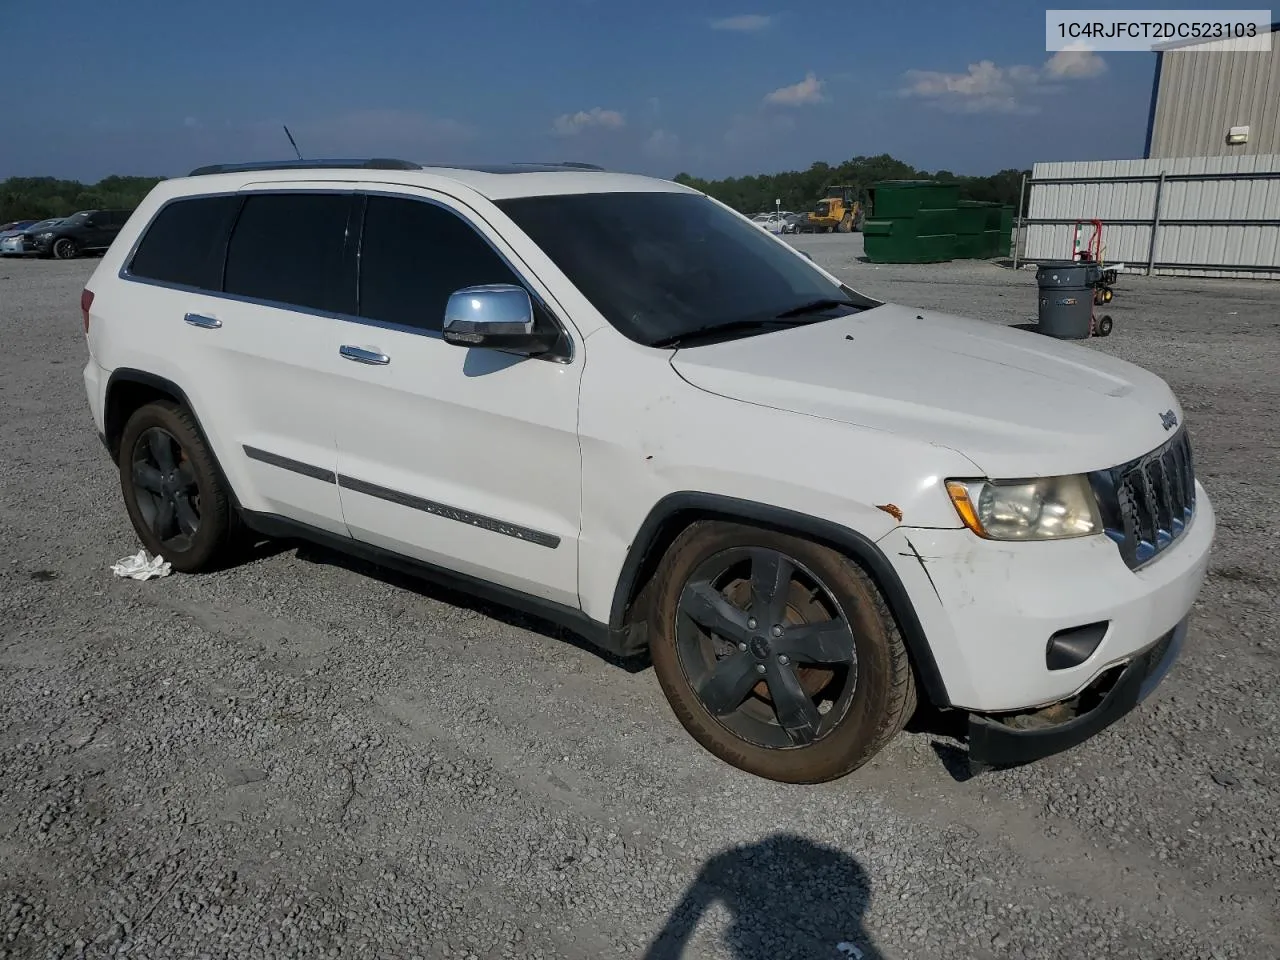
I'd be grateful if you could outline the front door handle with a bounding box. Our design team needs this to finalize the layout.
[340,345,390,365]
[184,312,222,329]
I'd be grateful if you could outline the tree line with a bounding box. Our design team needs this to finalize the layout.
[1,154,1029,225]
[673,154,1028,216]
[0,176,163,223]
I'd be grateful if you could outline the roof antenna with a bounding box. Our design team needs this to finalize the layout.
[283,125,303,160]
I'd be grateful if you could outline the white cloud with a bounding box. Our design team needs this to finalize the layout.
[763,72,826,107]
[1045,44,1108,79]
[900,48,1107,114]
[903,60,1008,98]
[552,107,626,136]
[643,129,681,159]
[709,14,773,31]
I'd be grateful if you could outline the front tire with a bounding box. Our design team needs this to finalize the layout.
[118,401,235,572]
[52,237,78,260]
[649,521,917,783]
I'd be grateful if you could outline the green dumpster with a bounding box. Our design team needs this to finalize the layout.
[954,201,989,259]
[954,200,1004,259]
[864,181,959,263]
[997,205,1014,257]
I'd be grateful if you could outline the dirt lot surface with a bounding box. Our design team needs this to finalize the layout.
[1,240,1277,960]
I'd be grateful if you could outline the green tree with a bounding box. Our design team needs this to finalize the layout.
[671,155,1029,215]
[0,175,164,223]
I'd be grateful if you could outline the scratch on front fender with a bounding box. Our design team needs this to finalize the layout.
[901,537,942,604]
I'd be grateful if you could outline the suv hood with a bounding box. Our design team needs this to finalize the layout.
[669,303,1182,478]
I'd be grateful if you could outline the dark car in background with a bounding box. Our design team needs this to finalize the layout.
[24,209,131,260]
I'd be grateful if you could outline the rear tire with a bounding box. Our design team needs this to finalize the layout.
[118,400,235,573]
[648,521,916,783]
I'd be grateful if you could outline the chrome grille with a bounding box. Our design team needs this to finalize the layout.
[1089,428,1196,569]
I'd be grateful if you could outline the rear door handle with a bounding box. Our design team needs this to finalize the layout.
[340,345,390,365]
[184,312,222,329]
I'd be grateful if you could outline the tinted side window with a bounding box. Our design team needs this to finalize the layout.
[128,196,242,291]
[358,196,520,332]
[224,193,355,314]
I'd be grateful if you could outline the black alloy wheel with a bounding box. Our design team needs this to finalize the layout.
[130,427,201,554]
[649,522,917,783]
[117,400,236,572]
[674,546,858,748]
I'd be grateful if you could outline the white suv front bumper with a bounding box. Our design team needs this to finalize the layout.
[879,479,1215,716]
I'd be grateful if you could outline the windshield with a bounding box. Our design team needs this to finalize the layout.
[496,191,858,346]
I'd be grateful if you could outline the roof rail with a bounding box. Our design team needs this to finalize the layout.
[187,158,423,177]
[504,161,606,171]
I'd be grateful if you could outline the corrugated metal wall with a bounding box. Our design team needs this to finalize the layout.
[1149,32,1280,159]
[1024,154,1280,280]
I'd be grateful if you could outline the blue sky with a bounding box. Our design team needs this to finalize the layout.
[4,0,1180,182]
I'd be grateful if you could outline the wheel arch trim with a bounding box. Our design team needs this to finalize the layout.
[608,491,952,707]
[104,369,202,453]
[103,368,243,511]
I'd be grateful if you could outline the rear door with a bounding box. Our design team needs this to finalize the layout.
[102,210,130,247]
[82,211,115,249]
[119,187,355,534]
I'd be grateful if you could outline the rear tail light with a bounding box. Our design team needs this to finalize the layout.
[80,288,94,334]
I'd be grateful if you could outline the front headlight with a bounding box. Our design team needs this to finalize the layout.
[945,475,1101,541]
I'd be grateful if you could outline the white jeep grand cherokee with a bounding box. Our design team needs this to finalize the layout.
[81,159,1215,783]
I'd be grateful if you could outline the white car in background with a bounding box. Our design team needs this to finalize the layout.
[750,212,787,234]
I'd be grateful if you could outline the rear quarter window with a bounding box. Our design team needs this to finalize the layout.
[127,196,243,291]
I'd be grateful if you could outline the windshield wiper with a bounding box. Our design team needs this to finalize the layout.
[650,316,821,349]
[773,297,858,319]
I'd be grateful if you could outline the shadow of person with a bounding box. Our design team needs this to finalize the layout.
[643,832,884,960]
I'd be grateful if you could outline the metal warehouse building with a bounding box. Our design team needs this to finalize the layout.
[1023,23,1280,279]
[1146,22,1280,158]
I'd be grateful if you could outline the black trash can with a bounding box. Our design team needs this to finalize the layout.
[1035,261,1093,339]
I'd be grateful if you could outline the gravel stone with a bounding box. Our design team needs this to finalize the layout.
[0,244,1277,958]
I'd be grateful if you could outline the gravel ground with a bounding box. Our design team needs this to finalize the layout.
[1,241,1277,960]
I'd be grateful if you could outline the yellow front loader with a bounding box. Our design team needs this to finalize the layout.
[803,185,865,233]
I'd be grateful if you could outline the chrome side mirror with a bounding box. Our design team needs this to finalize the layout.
[442,284,556,355]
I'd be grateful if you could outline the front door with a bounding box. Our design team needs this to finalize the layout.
[331,190,583,608]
